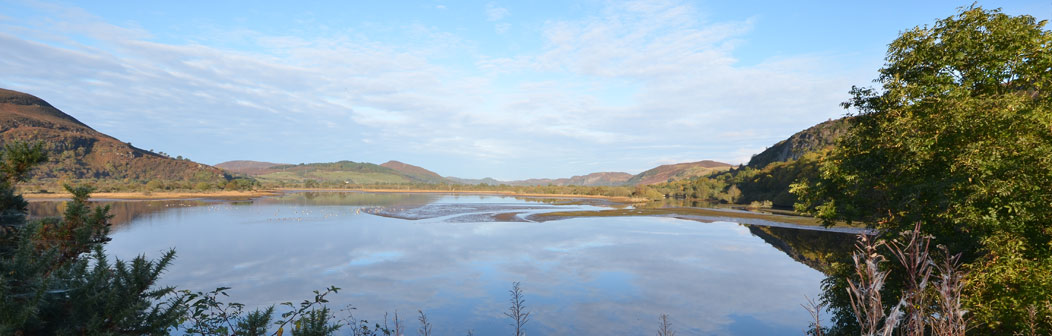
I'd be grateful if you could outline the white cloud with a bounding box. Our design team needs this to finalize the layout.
[494,22,510,34]
[485,3,509,21]
[0,0,854,179]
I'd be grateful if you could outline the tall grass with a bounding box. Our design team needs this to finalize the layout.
[811,223,971,336]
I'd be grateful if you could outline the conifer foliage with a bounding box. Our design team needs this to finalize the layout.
[0,141,186,335]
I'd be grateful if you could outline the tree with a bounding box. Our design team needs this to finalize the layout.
[0,141,355,335]
[0,142,186,334]
[792,6,1052,334]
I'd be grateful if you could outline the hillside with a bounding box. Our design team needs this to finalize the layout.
[446,171,634,187]
[216,160,287,175]
[445,176,505,185]
[449,162,730,187]
[659,118,854,208]
[0,88,229,183]
[238,160,445,185]
[379,160,449,184]
[747,117,852,168]
[517,172,633,186]
[625,160,733,185]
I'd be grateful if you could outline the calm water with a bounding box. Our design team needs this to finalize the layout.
[30,192,849,335]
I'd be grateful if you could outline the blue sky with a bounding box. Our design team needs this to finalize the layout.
[1,0,1049,179]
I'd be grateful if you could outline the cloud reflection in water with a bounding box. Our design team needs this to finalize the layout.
[94,192,827,336]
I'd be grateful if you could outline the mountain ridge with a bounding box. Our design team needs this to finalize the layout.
[0,88,230,183]
[747,118,851,169]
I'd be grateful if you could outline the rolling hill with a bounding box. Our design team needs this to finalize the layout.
[445,176,505,185]
[217,160,451,185]
[624,160,733,185]
[0,88,230,183]
[447,161,730,187]
[510,172,634,186]
[379,160,448,184]
[215,160,287,175]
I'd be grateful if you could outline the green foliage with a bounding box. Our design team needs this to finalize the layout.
[193,182,212,191]
[146,179,164,191]
[0,142,47,229]
[223,177,258,191]
[291,307,341,336]
[736,151,825,207]
[0,141,347,336]
[0,142,47,183]
[183,285,342,336]
[964,234,1052,333]
[631,185,665,200]
[648,154,823,207]
[792,6,1052,334]
[0,141,186,335]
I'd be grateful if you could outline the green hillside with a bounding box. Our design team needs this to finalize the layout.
[249,161,433,186]
[653,119,851,207]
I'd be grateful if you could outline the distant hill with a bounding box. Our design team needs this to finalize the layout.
[747,118,852,169]
[230,160,448,185]
[448,161,731,187]
[445,176,505,185]
[0,88,229,182]
[625,160,733,185]
[380,160,448,184]
[508,172,634,186]
[216,160,287,175]
[568,172,633,186]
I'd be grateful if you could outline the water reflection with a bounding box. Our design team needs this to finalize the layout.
[746,225,856,274]
[28,199,213,227]
[32,192,848,336]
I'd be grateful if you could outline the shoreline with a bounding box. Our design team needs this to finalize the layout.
[22,190,280,200]
[19,187,857,231]
[20,187,647,203]
[275,187,650,203]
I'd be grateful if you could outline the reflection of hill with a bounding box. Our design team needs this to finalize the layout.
[28,199,211,227]
[28,192,448,228]
[746,225,855,274]
[256,191,440,208]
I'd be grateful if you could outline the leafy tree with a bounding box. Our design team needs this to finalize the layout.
[793,6,1052,334]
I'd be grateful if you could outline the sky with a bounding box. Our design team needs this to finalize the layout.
[1,0,1049,180]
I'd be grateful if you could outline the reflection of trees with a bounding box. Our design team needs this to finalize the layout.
[638,198,717,209]
[28,192,448,228]
[28,199,210,227]
[746,225,855,274]
[259,192,440,208]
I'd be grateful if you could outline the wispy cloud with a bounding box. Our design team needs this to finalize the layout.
[0,0,853,179]
[485,2,509,21]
